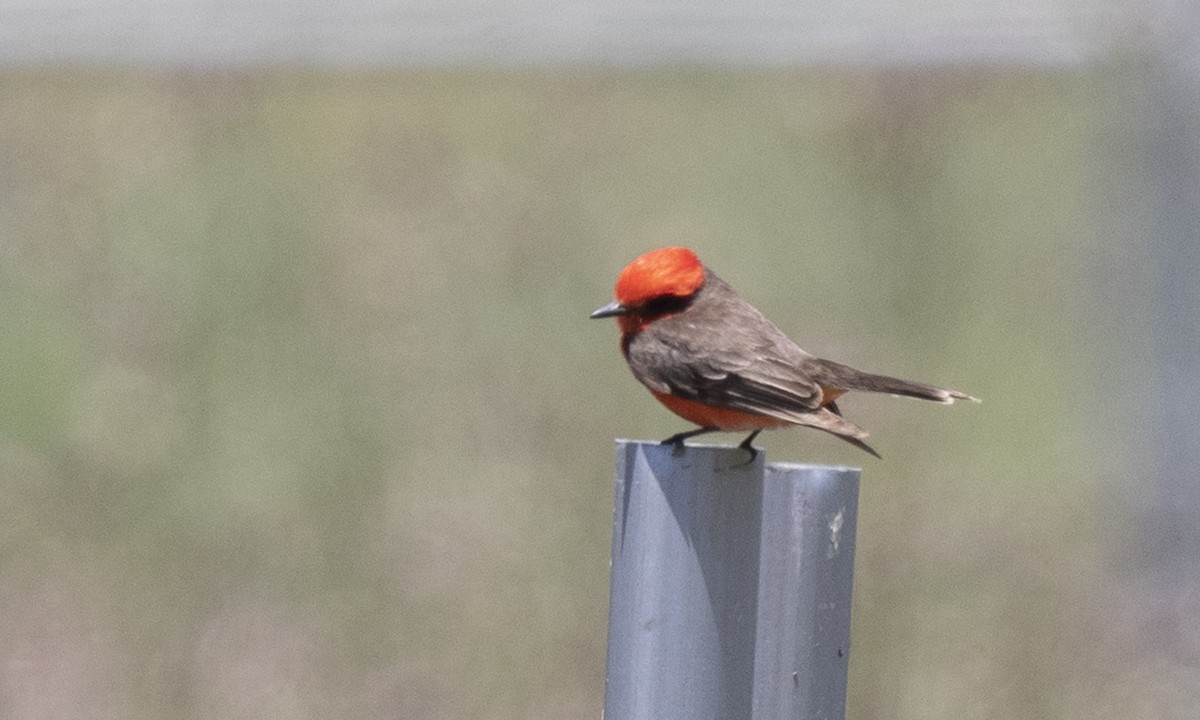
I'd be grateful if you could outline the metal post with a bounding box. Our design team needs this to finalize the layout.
[604,440,860,720]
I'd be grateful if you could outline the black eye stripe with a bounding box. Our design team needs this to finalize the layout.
[639,294,693,316]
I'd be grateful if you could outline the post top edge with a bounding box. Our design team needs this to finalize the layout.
[612,439,860,473]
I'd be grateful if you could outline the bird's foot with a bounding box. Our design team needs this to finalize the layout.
[736,430,762,466]
[660,427,718,455]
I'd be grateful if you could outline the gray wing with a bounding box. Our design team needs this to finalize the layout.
[628,326,824,419]
[623,272,825,420]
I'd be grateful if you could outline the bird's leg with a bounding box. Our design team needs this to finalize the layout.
[737,430,762,465]
[660,426,719,453]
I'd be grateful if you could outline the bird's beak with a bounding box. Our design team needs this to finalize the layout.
[590,300,628,319]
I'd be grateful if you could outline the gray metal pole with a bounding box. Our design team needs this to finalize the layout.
[604,440,860,720]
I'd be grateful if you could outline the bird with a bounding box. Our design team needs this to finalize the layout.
[590,246,978,459]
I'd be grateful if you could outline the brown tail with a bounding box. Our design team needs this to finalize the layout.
[794,406,883,459]
[837,434,881,459]
[810,359,980,405]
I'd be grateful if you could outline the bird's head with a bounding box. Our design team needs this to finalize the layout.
[590,247,706,333]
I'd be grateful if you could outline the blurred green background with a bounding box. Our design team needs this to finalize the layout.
[0,61,1195,718]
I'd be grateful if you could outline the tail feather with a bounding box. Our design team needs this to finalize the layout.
[810,359,979,405]
[852,372,979,404]
[793,406,882,459]
[837,433,882,459]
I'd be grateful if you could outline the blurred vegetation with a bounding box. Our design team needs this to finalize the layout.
[0,66,1176,718]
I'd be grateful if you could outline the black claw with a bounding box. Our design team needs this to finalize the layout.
[737,430,762,465]
[664,437,686,455]
[660,426,718,451]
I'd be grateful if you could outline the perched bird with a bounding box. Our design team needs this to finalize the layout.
[591,246,978,459]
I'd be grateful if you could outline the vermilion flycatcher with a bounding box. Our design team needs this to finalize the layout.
[591,246,978,458]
